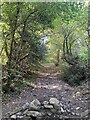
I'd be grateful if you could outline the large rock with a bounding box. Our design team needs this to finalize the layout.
[49,98,59,106]
[27,111,42,117]
[30,99,41,110]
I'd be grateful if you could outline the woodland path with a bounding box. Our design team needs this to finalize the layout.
[2,63,88,118]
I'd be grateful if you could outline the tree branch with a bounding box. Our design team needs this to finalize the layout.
[8,3,20,66]
[16,53,29,64]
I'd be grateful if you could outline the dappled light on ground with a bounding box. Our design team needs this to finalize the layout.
[33,82,62,90]
[36,63,60,79]
[36,72,60,79]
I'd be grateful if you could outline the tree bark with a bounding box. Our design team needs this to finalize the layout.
[6,3,20,91]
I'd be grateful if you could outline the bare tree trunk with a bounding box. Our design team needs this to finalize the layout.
[56,49,60,66]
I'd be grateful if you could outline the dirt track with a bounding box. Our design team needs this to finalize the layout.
[2,63,88,118]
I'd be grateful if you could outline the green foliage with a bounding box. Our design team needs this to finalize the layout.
[68,75,80,85]
[1,2,88,92]
[61,63,87,85]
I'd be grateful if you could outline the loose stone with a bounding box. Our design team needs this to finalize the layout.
[10,114,16,119]
[60,107,64,113]
[22,102,30,110]
[30,99,41,110]
[49,98,59,106]
[44,105,53,109]
[17,116,23,118]
[26,111,42,117]
[42,101,49,105]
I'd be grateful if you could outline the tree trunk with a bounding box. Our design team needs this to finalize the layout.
[6,3,20,91]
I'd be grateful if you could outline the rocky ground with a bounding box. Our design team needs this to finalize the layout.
[2,63,89,119]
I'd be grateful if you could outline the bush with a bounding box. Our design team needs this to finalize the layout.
[61,63,87,86]
[68,74,80,85]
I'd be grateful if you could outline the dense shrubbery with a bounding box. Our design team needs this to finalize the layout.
[61,62,87,85]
